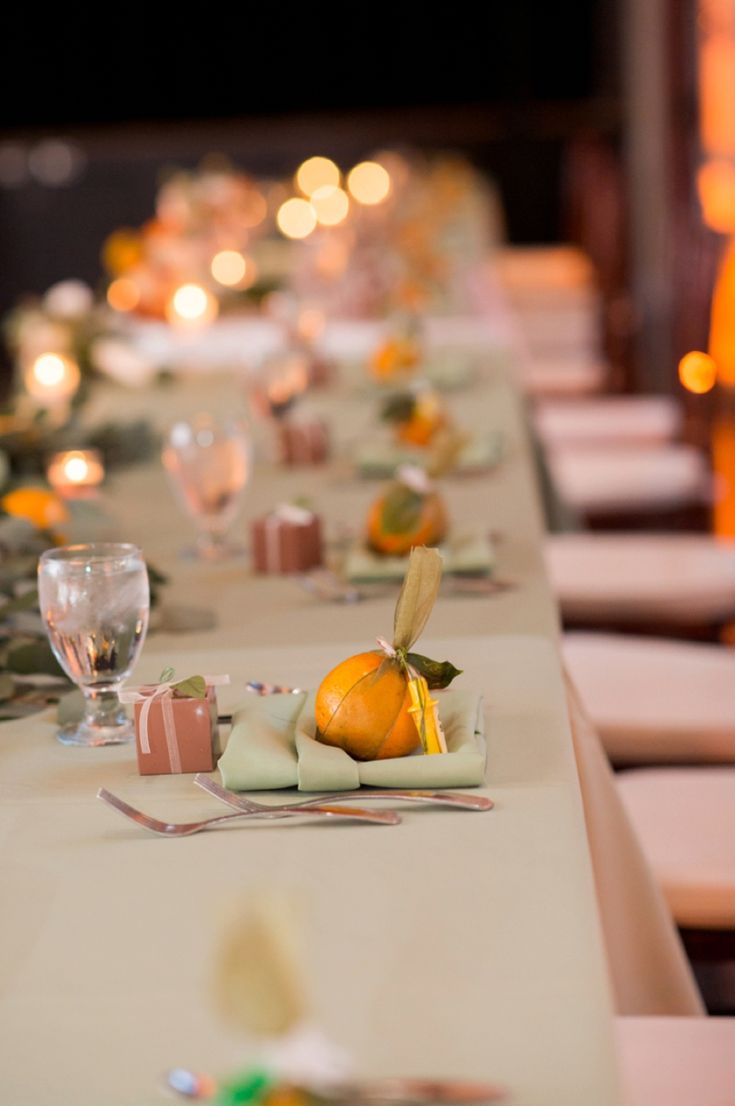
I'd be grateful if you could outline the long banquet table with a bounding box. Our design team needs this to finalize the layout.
[0,302,623,1105]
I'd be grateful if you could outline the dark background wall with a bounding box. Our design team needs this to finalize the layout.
[0,2,619,314]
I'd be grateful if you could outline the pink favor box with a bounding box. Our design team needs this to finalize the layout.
[134,685,220,776]
[251,512,323,574]
[277,417,330,466]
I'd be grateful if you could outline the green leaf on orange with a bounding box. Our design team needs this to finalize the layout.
[380,484,424,535]
[406,652,462,689]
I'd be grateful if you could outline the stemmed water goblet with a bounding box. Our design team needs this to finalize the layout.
[38,543,150,746]
[162,413,252,560]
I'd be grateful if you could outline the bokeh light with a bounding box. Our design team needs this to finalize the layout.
[166,283,219,325]
[24,353,81,402]
[64,455,90,483]
[211,249,247,286]
[678,350,718,394]
[347,160,392,205]
[276,197,317,239]
[295,156,340,197]
[107,277,141,313]
[310,185,350,226]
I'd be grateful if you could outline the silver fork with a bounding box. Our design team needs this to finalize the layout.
[96,788,400,836]
[194,774,494,812]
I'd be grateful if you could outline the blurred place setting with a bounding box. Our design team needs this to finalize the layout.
[2,5,735,1106]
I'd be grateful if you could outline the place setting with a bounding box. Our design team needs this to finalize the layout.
[34,540,495,838]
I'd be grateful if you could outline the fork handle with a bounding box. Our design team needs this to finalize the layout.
[230,805,400,825]
[194,775,492,811]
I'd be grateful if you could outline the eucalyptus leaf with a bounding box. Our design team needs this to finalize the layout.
[406,653,462,689]
[0,588,39,618]
[57,688,85,726]
[171,674,207,699]
[393,546,443,651]
[7,639,65,678]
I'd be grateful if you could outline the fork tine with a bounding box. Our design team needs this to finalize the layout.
[97,787,175,835]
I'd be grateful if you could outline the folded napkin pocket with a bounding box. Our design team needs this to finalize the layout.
[343,533,495,584]
[218,689,487,791]
[355,432,503,479]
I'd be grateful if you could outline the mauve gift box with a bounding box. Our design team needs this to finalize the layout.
[277,417,330,466]
[251,509,323,574]
[134,685,220,776]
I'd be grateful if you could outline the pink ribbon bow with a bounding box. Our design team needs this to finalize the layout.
[119,675,230,772]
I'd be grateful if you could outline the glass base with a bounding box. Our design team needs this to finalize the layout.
[179,540,247,562]
[56,717,136,747]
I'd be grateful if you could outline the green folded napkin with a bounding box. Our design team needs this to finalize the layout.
[355,431,503,479]
[339,352,475,395]
[423,352,476,391]
[343,533,495,584]
[218,688,486,791]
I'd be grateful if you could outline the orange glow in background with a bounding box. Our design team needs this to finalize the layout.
[712,415,735,536]
[678,350,718,394]
[709,239,735,384]
[697,159,735,233]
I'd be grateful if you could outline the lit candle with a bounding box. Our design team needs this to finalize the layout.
[24,352,81,405]
[46,449,105,497]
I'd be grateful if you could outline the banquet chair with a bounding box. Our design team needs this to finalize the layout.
[546,534,735,634]
[615,1016,735,1106]
[616,767,735,934]
[495,244,598,306]
[546,443,709,521]
[562,632,735,765]
[533,395,682,449]
[516,352,610,398]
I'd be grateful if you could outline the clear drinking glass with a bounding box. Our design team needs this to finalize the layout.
[38,543,150,746]
[162,413,252,560]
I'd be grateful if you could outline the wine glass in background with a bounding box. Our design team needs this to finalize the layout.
[247,350,310,423]
[38,543,149,746]
[162,413,252,559]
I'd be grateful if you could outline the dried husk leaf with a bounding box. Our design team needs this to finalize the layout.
[213,892,307,1037]
[427,427,471,477]
[392,546,443,651]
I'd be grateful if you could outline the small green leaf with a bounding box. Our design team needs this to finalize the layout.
[159,666,175,683]
[171,674,207,699]
[406,652,462,689]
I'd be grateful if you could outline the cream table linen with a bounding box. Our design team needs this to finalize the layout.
[1,319,631,1105]
[0,636,620,1106]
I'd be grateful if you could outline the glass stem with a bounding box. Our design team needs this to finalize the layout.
[83,686,126,732]
[197,530,227,558]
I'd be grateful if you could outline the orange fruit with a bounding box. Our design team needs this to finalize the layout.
[1,487,69,532]
[369,337,421,381]
[367,483,448,556]
[396,407,446,446]
[315,651,420,760]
